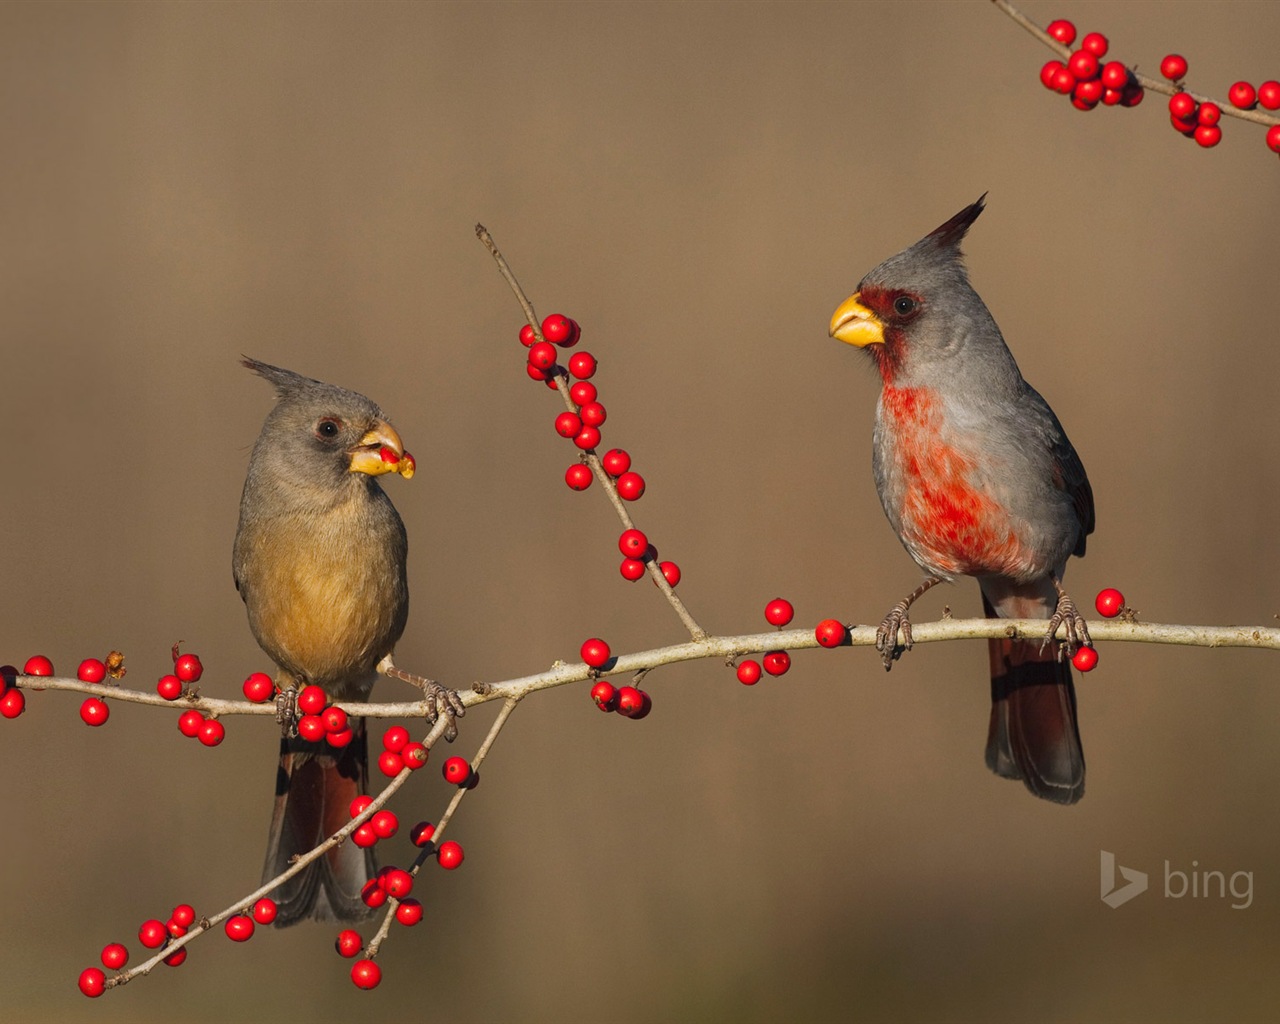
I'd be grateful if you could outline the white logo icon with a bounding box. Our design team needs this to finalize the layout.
[1100,850,1149,908]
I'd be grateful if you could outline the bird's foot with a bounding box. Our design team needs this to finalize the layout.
[876,602,914,670]
[1041,578,1092,660]
[275,686,299,735]
[378,656,465,742]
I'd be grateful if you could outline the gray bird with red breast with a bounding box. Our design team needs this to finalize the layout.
[829,197,1094,804]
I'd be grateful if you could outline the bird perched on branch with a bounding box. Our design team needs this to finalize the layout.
[829,197,1094,804]
[234,358,452,924]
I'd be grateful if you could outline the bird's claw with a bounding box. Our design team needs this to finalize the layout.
[876,604,914,670]
[275,686,298,735]
[1041,585,1092,660]
[423,682,466,743]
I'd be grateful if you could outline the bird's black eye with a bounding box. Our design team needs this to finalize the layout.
[893,295,918,317]
[315,418,342,440]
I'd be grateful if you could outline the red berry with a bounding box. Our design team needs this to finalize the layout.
[78,967,107,998]
[526,362,551,382]
[736,659,762,686]
[590,680,618,711]
[565,463,594,493]
[1050,66,1075,95]
[568,351,597,379]
[659,560,681,587]
[1072,646,1099,672]
[815,619,848,648]
[382,725,410,752]
[1266,125,1280,153]
[762,651,791,677]
[241,671,273,702]
[225,915,254,942]
[519,323,537,347]
[378,750,405,777]
[252,898,278,925]
[573,425,601,450]
[198,719,225,747]
[1071,93,1098,113]
[328,727,355,749]
[402,742,429,770]
[601,448,631,476]
[443,756,472,786]
[624,689,652,720]
[381,868,414,899]
[1066,50,1098,81]
[23,655,54,677]
[579,401,607,427]
[138,919,167,949]
[162,946,187,967]
[616,685,644,717]
[371,810,399,839]
[177,709,204,737]
[166,918,187,938]
[335,929,363,957]
[298,685,327,716]
[171,903,196,928]
[618,529,648,558]
[1040,60,1065,90]
[1160,54,1188,81]
[620,557,646,581]
[352,824,378,848]
[1228,81,1256,109]
[764,598,794,627]
[1120,84,1144,107]
[351,959,382,990]
[350,794,374,818]
[569,381,597,405]
[100,942,128,970]
[1,687,26,718]
[297,714,326,742]
[555,411,583,438]
[80,697,109,726]
[437,840,465,869]
[1100,61,1129,90]
[410,821,436,847]
[77,658,106,683]
[1194,124,1222,148]
[395,898,424,926]
[1046,19,1076,45]
[173,653,202,683]
[1259,81,1280,110]
[616,471,645,501]
[1196,102,1221,126]
[580,637,611,669]
[528,341,558,371]
[321,706,348,734]
[1168,92,1197,120]
[1170,113,1197,136]
[541,314,576,346]
[360,877,387,908]
[1080,31,1108,57]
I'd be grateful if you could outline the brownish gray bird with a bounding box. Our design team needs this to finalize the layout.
[234,358,420,924]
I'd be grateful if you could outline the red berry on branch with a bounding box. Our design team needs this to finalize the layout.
[616,471,646,501]
[78,658,106,683]
[298,685,327,716]
[78,967,107,998]
[581,637,611,669]
[352,824,378,849]
[437,840,465,869]
[1100,61,1129,90]
[526,362,551,383]
[0,688,24,718]
[601,448,631,476]
[371,810,399,839]
[579,401,607,427]
[242,672,274,702]
[177,709,204,737]
[659,560,681,587]
[101,942,128,970]
[297,714,327,742]
[1259,81,1280,110]
[815,619,848,648]
[569,381,597,405]
[1266,125,1280,153]
[1040,60,1065,91]
[764,598,794,627]
[162,947,187,967]
[1101,87,1124,106]
[1193,124,1222,148]
[616,686,648,718]
[198,719,225,747]
[736,660,762,686]
[322,705,348,734]
[410,821,436,847]
[360,878,387,908]
[620,557,646,581]
[443,756,472,786]
[138,919,168,949]
[1067,50,1099,81]
[225,915,255,942]
[619,528,648,558]
[252,898,278,925]
[1071,94,1098,112]
[1046,19,1076,45]
[402,742,428,769]
[1120,84,1144,107]
[335,929,363,957]
[349,794,374,818]
[382,725,410,752]
[352,959,382,990]
[1050,66,1075,95]
[1170,113,1197,136]
[555,411,583,438]
[1196,102,1221,126]
[590,680,618,711]
[381,868,414,899]
[519,323,537,347]
[1168,93,1197,120]
[1160,54,1188,81]
[573,425,601,450]
[23,655,54,677]
[1072,646,1099,672]
[396,898,424,926]
[568,351,597,379]
[1228,81,1256,109]
[171,903,196,928]
[1080,31,1108,57]
[378,750,405,777]
[762,651,791,677]
[173,653,203,683]
[565,463,593,491]
[541,314,576,346]
[528,341,558,371]
[165,918,187,938]
[80,697,109,726]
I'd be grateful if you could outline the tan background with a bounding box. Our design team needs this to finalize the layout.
[2,1,1278,1021]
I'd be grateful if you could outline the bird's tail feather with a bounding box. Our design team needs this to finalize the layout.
[262,722,377,925]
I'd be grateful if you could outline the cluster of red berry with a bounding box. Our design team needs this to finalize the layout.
[1068,587,1127,673]
[581,637,650,718]
[1038,21,1143,111]
[1158,54,1280,152]
[731,600,848,686]
[376,724,430,777]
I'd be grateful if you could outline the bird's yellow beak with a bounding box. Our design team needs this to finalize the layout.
[348,420,416,480]
[829,293,885,347]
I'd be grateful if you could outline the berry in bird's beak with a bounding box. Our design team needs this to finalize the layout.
[348,422,414,479]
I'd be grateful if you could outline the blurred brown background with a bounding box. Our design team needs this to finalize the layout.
[2,1,1278,1021]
